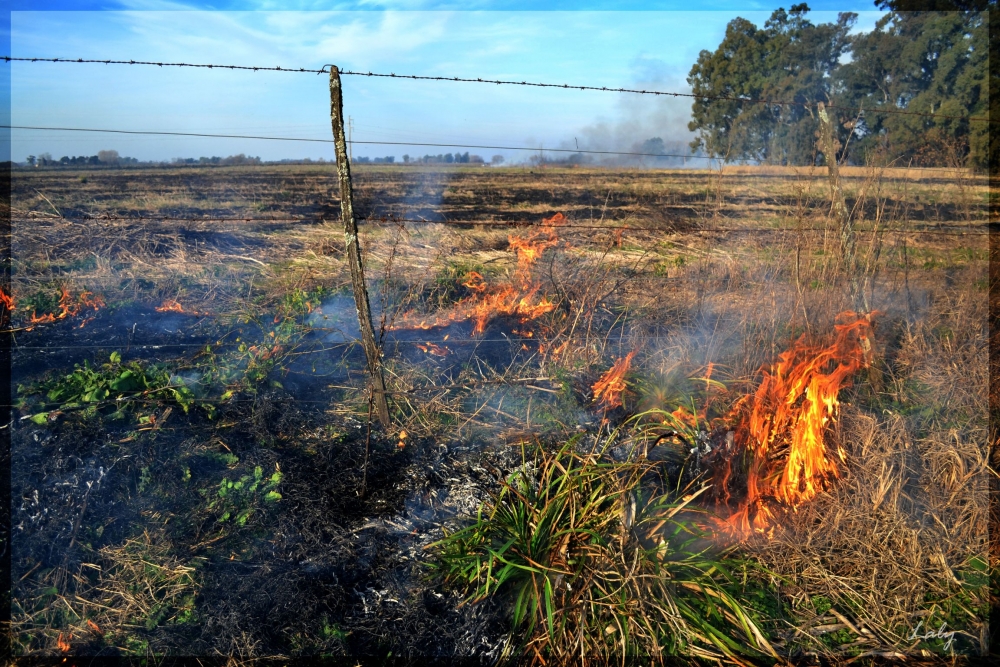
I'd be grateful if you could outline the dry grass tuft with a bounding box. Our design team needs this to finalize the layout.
[749,408,989,656]
[12,529,202,656]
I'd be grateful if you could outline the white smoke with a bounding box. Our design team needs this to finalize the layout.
[561,54,699,167]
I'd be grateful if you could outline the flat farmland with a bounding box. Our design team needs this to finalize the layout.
[5,163,991,660]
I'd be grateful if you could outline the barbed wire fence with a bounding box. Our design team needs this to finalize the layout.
[6,212,988,236]
[2,55,992,425]
[4,56,996,125]
[6,123,990,174]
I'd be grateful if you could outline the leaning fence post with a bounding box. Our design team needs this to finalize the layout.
[817,101,866,313]
[329,65,391,427]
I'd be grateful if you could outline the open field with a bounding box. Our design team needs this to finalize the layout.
[4,163,991,662]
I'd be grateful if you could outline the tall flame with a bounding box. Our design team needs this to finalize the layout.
[592,351,636,410]
[712,312,877,538]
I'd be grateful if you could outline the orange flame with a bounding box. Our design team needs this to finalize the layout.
[156,299,209,316]
[247,343,282,360]
[416,342,450,357]
[392,213,565,335]
[155,299,186,313]
[28,287,105,325]
[592,351,636,410]
[539,340,568,360]
[57,632,71,652]
[0,287,14,312]
[462,271,488,293]
[712,312,877,539]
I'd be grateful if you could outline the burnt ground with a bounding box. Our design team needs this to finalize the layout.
[8,306,534,660]
[8,297,620,661]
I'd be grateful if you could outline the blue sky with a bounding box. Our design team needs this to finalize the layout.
[5,1,887,164]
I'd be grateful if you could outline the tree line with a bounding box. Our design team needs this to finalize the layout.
[26,150,139,167]
[22,152,268,168]
[687,0,992,169]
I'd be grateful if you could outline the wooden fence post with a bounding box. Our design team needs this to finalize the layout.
[817,101,866,313]
[328,65,391,427]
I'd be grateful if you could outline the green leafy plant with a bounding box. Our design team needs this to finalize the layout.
[279,285,329,320]
[428,436,778,663]
[21,352,210,422]
[204,465,283,527]
[17,287,62,317]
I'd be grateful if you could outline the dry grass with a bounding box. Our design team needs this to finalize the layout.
[12,528,202,656]
[748,406,989,656]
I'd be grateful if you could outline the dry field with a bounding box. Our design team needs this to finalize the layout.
[4,162,992,662]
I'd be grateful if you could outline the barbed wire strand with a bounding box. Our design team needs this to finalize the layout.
[3,56,994,125]
[2,124,714,161]
[9,213,987,235]
[6,125,983,173]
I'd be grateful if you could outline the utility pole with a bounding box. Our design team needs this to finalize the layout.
[329,66,391,427]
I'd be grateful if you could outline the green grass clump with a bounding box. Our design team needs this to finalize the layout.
[428,437,778,664]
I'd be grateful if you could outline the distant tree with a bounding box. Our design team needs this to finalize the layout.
[491,155,505,166]
[687,5,856,164]
[88,155,100,165]
[402,154,410,163]
[98,149,120,164]
[838,9,989,168]
[875,0,991,8]
[444,153,454,164]
[26,155,36,167]
[640,138,666,157]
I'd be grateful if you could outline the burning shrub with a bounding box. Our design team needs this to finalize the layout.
[424,261,491,310]
[8,284,106,328]
[711,312,877,538]
[429,438,778,663]
[635,313,879,541]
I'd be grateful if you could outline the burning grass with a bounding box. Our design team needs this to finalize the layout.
[7,163,990,662]
[390,213,566,335]
[592,351,636,411]
[711,312,878,538]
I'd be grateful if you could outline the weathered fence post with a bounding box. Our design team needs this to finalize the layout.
[329,65,391,427]
[817,101,866,313]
